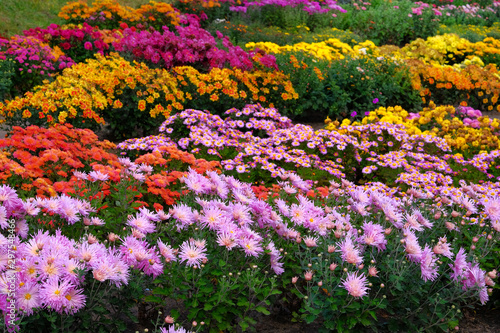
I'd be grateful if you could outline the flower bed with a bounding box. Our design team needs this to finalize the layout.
[0,0,499,332]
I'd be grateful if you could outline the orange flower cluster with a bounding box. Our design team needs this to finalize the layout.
[407,59,500,111]
[58,0,140,22]
[177,0,225,8]
[0,123,220,206]
[58,0,180,27]
[0,124,118,197]
[137,145,220,205]
[0,54,295,133]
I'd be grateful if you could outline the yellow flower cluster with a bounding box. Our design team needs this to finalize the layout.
[246,39,379,61]
[59,0,180,26]
[437,23,500,41]
[386,33,500,68]
[327,104,500,153]
[0,53,295,127]
[399,34,475,65]
[470,37,500,58]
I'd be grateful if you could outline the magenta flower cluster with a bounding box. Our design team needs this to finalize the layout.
[23,23,112,62]
[113,23,278,72]
[0,35,74,74]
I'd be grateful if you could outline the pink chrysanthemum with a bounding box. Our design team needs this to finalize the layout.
[240,238,264,257]
[483,196,500,221]
[341,271,370,298]
[360,222,386,251]
[63,288,86,314]
[178,239,207,268]
[200,206,226,230]
[127,213,156,234]
[303,236,319,248]
[158,239,177,263]
[404,229,422,263]
[216,232,237,250]
[420,245,439,282]
[450,247,468,282]
[39,278,75,313]
[337,237,363,265]
[16,281,40,315]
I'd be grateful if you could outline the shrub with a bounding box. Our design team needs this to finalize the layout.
[330,0,440,47]
[23,23,118,64]
[271,52,421,120]
[0,58,15,100]
[113,23,278,72]
[0,53,295,140]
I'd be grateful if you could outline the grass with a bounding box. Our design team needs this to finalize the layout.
[0,0,154,37]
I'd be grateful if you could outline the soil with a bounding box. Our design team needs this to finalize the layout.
[125,299,500,332]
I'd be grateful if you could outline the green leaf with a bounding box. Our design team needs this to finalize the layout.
[212,311,223,323]
[204,303,214,311]
[368,310,377,320]
[255,306,270,315]
[144,295,162,303]
[239,320,249,331]
[237,298,250,307]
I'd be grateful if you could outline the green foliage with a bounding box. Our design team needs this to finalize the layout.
[0,58,14,100]
[332,0,439,46]
[275,52,421,120]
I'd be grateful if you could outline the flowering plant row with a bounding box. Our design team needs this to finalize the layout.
[114,23,278,72]
[23,23,119,64]
[118,104,500,192]
[0,54,295,140]
[0,124,219,208]
[58,0,181,30]
[0,161,498,332]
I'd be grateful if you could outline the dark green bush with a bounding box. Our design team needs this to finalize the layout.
[0,58,14,100]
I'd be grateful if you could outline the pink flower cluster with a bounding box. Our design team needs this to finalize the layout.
[412,2,442,16]
[228,0,347,15]
[118,104,500,192]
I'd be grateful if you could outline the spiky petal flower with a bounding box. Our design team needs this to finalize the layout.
[450,247,468,282]
[420,245,439,282]
[359,222,386,251]
[341,271,370,298]
[178,239,207,268]
[483,196,500,222]
[337,237,363,265]
[404,229,422,263]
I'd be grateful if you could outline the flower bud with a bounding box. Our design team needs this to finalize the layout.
[164,316,174,324]
[108,233,119,242]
